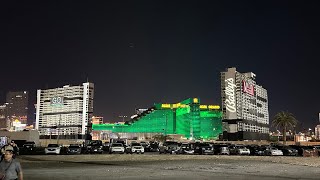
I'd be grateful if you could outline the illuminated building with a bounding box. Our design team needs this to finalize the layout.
[92,98,222,141]
[315,125,320,140]
[0,104,8,129]
[221,67,269,140]
[92,116,103,124]
[6,91,28,125]
[35,82,94,139]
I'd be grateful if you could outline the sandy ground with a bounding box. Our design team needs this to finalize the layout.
[19,154,320,180]
[19,154,320,167]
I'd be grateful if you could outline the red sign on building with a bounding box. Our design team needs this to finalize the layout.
[242,80,254,96]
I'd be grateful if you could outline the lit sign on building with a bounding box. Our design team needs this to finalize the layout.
[193,98,199,103]
[160,103,219,110]
[225,78,236,113]
[50,97,64,107]
[208,105,220,110]
[161,103,189,109]
[242,80,255,96]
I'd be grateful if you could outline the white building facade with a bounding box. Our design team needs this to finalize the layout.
[221,67,269,140]
[35,83,94,139]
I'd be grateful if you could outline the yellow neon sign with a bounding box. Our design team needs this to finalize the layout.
[208,105,220,109]
[193,98,199,103]
[161,104,171,108]
[200,105,208,109]
[161,103,189,109]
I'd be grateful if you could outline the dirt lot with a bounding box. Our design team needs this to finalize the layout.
[19,154,320,180]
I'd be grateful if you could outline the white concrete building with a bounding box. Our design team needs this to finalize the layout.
[35,82,94,139]
[221,67,269,140]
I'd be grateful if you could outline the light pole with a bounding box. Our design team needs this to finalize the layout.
[119,115,127,122]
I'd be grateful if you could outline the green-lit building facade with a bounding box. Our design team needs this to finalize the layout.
[92,98,223,141]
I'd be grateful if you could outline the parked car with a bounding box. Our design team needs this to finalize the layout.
[253,146,266,156]
[159,141,179,154]
[176,143,194,154]
[314,146,320,156]
[102,142,110,152]
[45,144,61,155]
[67,144,82,155]
[127,142,144,154]
[219,146,230,155]
[86,140,104,154]
[109,143,125,154]
[194,143,214,155]
[148,141,159,152]
[23,141,36,151]
[264,147,283,156]
[237,146,250,155]
[277,146,298,156]
[229,144,250,155]
[140,141,150,152]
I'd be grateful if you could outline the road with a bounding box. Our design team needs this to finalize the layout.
[20,154,320,180]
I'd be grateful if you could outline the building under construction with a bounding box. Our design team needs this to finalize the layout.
[92,98,222,141]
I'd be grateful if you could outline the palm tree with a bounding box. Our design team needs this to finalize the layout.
[272,111,298,145]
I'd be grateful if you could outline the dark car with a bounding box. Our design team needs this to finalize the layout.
[86,140,104,154]
[194,143,214,155]
[177,143,194,154]
[67,144,82,155]
[248,145,266,156]
[277,146,298,156]
[140,141,150,152]
[149,141,159,152]
[23,141,36,151]
[159,141,179,154]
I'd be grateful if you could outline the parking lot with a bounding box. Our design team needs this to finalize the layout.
[20,153,320,180]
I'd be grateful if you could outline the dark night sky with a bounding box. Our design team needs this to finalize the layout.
[0,1,319,130]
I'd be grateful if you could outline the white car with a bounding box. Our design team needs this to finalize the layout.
[109,143,125,154]
[265,147,283,156]
[45,144,61,155]
[238,147,250,155]
[130,143,144,154]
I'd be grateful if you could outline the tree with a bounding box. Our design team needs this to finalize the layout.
[272,111,298,145]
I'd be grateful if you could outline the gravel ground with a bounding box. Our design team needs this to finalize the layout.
[18,154,320,180]
[19,154,320,167]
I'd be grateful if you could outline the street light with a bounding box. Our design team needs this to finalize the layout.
[119,115,127,122]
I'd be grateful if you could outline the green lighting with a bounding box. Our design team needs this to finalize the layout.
[93,98,223,140]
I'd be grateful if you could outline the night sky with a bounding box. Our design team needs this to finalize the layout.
[1,1,319,130]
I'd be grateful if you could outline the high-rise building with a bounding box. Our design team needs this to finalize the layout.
[6,91,28,125]
[315,125,320,140]
[0,104,8,129]
[35,82,94,139]
[221,67,269,140]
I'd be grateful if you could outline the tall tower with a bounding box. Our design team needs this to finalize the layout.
[6,91,28,128]
[36,82,94,139]
[221,67,269,140]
